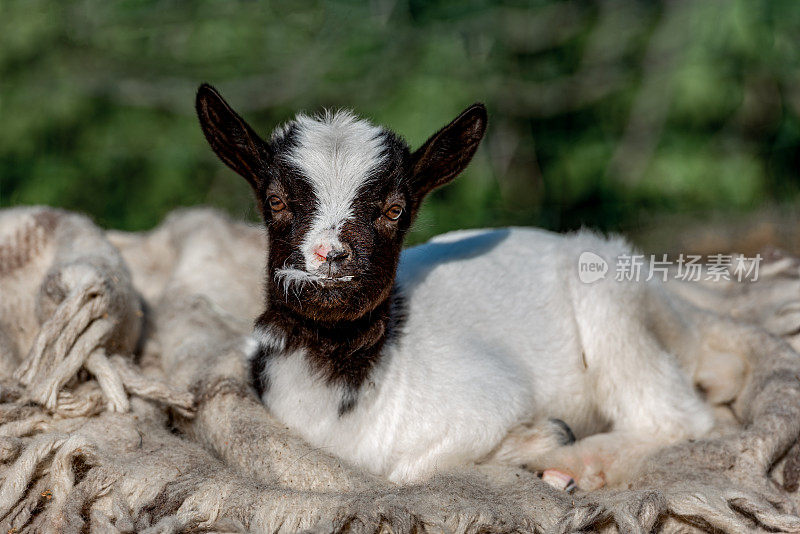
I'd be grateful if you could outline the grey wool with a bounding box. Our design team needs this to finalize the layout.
[1,205,800,533]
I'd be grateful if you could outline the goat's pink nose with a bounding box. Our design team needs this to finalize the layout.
[313,243,332,262]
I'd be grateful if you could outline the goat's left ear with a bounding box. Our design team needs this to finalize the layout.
[410,103,487,198]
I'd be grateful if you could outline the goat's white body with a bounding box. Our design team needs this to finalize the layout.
[260,227,715,484]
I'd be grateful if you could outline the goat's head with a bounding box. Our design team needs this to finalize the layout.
[196,84,487,321]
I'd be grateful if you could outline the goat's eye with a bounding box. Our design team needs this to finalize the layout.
[268,195,286,212]
[384,204,403,221]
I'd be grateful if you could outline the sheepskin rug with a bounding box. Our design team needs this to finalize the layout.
[2,205,800,533]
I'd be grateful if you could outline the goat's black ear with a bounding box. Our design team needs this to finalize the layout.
[410,103,487,199]
[196,83,272,191]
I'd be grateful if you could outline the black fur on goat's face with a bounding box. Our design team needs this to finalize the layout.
[259,122,412,321]
[196,84,487,322]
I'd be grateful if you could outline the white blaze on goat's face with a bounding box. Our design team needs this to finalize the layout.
[286,111,388,272]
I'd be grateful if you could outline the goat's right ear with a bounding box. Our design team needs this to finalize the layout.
[196,84,272,191]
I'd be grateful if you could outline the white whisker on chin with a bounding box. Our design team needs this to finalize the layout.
[274,267,321,294]
[274,267,353,293]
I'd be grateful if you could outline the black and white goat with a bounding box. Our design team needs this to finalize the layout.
[196,84,755,490]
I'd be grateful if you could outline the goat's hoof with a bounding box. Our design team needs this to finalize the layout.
[542,469,577,492]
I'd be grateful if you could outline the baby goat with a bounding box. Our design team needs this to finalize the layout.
[196,84,742,489]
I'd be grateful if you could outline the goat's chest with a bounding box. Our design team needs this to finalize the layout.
[260,349,380,451]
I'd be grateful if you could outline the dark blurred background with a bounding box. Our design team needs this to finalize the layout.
[2,0,799,252]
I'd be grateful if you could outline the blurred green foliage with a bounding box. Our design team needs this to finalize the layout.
[1,0,799,244]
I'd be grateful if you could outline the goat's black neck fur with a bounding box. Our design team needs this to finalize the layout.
[252,285,405,415]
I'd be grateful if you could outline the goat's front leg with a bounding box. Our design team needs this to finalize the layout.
[529,430,679,491]
[490,418,576,464]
